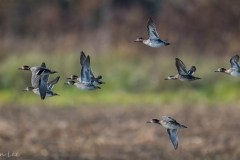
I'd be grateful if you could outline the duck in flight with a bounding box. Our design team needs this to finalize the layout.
[215,55,240,76]
[19,62,57,99]
[23,75,60,98]
[147,116,187,150]
[165,58,201,82]
[65,55,100,90]
[134,18,170,47]
[67,52,105,85]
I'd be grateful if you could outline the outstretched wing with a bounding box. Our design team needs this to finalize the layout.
[48,76,60,90]
[89,68,95,80]
[80,52,95,79]
[188,66,196,75]
[31,73,41,88]
[230,55,240,70]
[147,18,160,40]
[80,51,87,66]
[175,58,188,75]
[39,75,49,100]
[167,129,178,150]
[81,56,91,83]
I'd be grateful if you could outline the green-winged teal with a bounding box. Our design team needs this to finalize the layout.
[65,55,101,90]
[215,55,240,76]
[19,62,57,99]
[134,18,170,47]
[67,52,105,85]
[165,58,200,82]
[23,75,60,98]
[147,116,187,150]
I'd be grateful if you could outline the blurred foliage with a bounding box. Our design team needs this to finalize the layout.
[0,0,240,55]
[1,52,240,107]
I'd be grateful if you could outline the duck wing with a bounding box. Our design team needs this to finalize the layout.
[162,116,177,123]
[81,52,95,79]
[88,56,96,80]
[89,68,96,80]
[230,55,240,70]
[188,66,196,75]
[147,18,160,40]
[48,76,60,91]
[167,129,178,150]
[81,56,91,83]
[31,74,41,88]
[175,58,189,76]
[80,51,87,66]
[39,75,49,100]
[31,70,41,88]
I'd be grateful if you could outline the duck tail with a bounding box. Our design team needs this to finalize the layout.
[180,124,187,128]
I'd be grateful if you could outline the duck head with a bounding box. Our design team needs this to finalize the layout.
[215,68,226,72]
[64,81,75,85]
[67,75,79,80]
[23,86,34,91]
[18,66,31,70]
[134,37,144,42]
[147,119,161,125]
[164,76,176,80]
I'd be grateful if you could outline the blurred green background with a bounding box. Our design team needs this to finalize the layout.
[0,0,240,107]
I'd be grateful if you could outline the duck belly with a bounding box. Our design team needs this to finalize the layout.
[79,86,97,90]
[33,90,53,97]
[34,91,41,96]
[179,77,193,82]
[147,42,164,47]
[161,123,179,129]
[230,71,240,77]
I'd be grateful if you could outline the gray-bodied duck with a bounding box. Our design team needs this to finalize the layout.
[65,55,100,90]
[147,116,187,150]
[215,55,240,76]
[165,58,200,82]
[67,52,105,85]
[19,62,57,99]
[23,76,60,97]
[134,18,170,47]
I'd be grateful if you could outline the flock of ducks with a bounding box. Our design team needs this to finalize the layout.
[18,18,240,150]
[64,52,104,90]
[19,51,104,99]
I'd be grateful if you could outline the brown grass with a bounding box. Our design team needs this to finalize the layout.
[0,105,240,160]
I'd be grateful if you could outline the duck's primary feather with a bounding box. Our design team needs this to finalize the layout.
[230,55,240,70]
[167,129,179,150]
[147,18,160,40]
[175,58,188,76]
